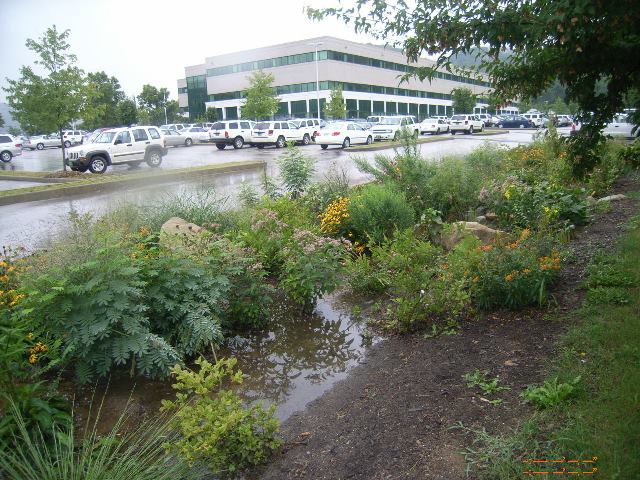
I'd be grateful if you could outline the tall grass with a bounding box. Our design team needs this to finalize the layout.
[0,398,203,480]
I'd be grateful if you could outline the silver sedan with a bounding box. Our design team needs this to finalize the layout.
[24,135,62,150]
[160,128,187,147]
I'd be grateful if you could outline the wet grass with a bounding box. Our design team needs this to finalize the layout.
[0,161,265,200]
[462,213,640,479]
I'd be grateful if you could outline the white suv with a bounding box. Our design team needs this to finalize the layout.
[370,115,420,141]
[250,121,311,148]
[450,114,484,134]
[65,126,168,173]
[291,118,324,141]
[522,112,547,128]
[62,130,83,148]
[0,134,23,163]
[210,120,255,149]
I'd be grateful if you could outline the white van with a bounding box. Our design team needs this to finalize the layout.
[522,112,547,128]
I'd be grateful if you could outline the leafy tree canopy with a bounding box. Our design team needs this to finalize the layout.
[3,25,99,169]
[451,87,477,114]
[84,71,125,130]
[325,87,347,119]
[206,107,218,122]
[137,84,177,125]
[241,71,280,121]
[308,1,640,174]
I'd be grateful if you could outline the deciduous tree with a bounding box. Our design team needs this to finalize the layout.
[451,87,477,114]
[84,71,125,129]
[325,87,346,119]
[308,0,640,175]
[241,71,280,121]
[4,25,98,170]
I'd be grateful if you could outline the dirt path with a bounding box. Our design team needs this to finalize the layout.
[249,176,639,480]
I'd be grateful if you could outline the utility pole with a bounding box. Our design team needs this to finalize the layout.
[308,42,323,121]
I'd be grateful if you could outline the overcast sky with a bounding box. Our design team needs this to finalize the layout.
[0,0,379,103]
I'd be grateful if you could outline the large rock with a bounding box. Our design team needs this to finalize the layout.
[441,221,505,250]
[597,194,627,203]
[160,217,205,250]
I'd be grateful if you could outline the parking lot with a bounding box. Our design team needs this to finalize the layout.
[0,129,549,175]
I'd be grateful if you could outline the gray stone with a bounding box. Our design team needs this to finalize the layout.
[441,221,506,250]
[476,215,487,224]
[160,217,205,250]
[597,194,627,203]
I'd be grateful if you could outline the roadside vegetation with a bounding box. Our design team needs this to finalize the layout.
[1,130,638,477]
[458,212,640,479]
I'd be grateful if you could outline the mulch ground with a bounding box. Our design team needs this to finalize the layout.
[248,175,640,480]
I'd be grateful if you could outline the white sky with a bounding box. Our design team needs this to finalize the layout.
[0,0,379,103]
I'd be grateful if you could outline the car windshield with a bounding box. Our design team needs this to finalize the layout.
[378,118,402,125]
[95,132,116,143]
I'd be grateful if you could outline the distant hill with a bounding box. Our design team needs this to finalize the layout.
[0,103,20,133]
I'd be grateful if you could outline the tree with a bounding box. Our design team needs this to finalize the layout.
[8,127,21,137]
[0,113,4,128]
[307,1,640,175]
[206,107,218,122]
[241,71,280,120]
[451,87,477,114]
[325,87,346,119]
[84,71,125,129]
[137,84,172,125]
[117,98,138,126]
[4,26,97,170]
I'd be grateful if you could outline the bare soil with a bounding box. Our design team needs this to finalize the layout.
[249,176,639,480]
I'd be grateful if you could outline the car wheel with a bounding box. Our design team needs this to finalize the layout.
[0,151,12,163]
[36,143,44,150]
[233,136,244,149]
[64,140,71,148]
[146,150,162,168]
[185,138,193,146]
[275,136,286,148]
[469,126,474,134]
[256,145,265,149]
[436,128,440,134]
[366,136,373,145]
[302,134,310,145]
[451,131,456,135]
[88,155,107,174]
[321,144,328,150]
[342,137,351,148]
[216,143,226,150]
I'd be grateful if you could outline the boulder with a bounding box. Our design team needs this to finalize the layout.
[441,221,505,250]
[160,217,205,250]
[485,212,498,221]
[597,194,627,203]
[476,215,487,224]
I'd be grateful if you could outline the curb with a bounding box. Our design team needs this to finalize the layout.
[0,161,266,206]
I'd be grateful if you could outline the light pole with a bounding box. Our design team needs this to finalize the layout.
[163,90,168,125]
[308,42,323,121]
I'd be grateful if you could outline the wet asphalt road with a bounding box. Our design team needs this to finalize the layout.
[0,131,539,249]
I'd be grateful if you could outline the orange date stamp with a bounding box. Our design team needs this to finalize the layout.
[522,456,598,476]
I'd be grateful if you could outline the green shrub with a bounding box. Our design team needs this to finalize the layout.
[161,357,281,475]
[348,183,415,245]
[277,144,316,198]
[587,142,627,195]
[237,182,260,208]
[619,138,640,169]
[461,231,562,309]
[0,399,198,480]
[523,376,581,409]
[302,162,350,214]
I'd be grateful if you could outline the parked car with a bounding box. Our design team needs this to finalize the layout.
[160,128,186,147]
[495,115,533,129]
[250,121,309,148]
[290,118,324,142]
[449,114,484,134]
[366,115,383,124]
[603,113,640,138]
[65,126,167,173]
[161,123,187,131]
[61,130,84,148]
[0,134,23,162]
[23,134,62,150]
[180,126,211,145]
[555,115,573,127]
[522,112,548,128]
[419,117,450,135]
[370,115,419,141]
[210,120,256,149]
[315,121,374,149]
[476,113,493,126]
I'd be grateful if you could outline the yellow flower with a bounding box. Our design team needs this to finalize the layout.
[472,276,480,283]
[522,269,532,275]
[505,273,514,282]
[28,354,37,364]
[27,332,33,341]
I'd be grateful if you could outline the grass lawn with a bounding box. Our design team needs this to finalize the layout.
[467,213,640,479]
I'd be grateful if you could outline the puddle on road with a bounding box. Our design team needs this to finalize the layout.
[72,293,377,433]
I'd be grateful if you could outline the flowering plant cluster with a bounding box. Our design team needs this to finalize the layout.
[319,197,350,236]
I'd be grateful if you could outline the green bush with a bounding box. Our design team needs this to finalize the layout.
[523,376,581,409]
[348,183,415,245]
[277,144,316,198]
[161,357,281,475]
[0,399,198,480]
[302,162,350,214]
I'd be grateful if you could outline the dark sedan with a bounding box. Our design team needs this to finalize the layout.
[496,115,533,129]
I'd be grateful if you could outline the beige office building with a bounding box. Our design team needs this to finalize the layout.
[177,36,517,121]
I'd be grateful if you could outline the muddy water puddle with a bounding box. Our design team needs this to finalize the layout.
[73,293,378,433]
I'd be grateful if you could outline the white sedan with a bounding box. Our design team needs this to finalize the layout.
[180,127,211,145]
[315,122,374,149]
[419,118,450,135]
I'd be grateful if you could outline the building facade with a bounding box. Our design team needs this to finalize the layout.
[177,36,518,121]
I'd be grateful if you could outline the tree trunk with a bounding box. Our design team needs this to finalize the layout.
[59,127,67,172]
